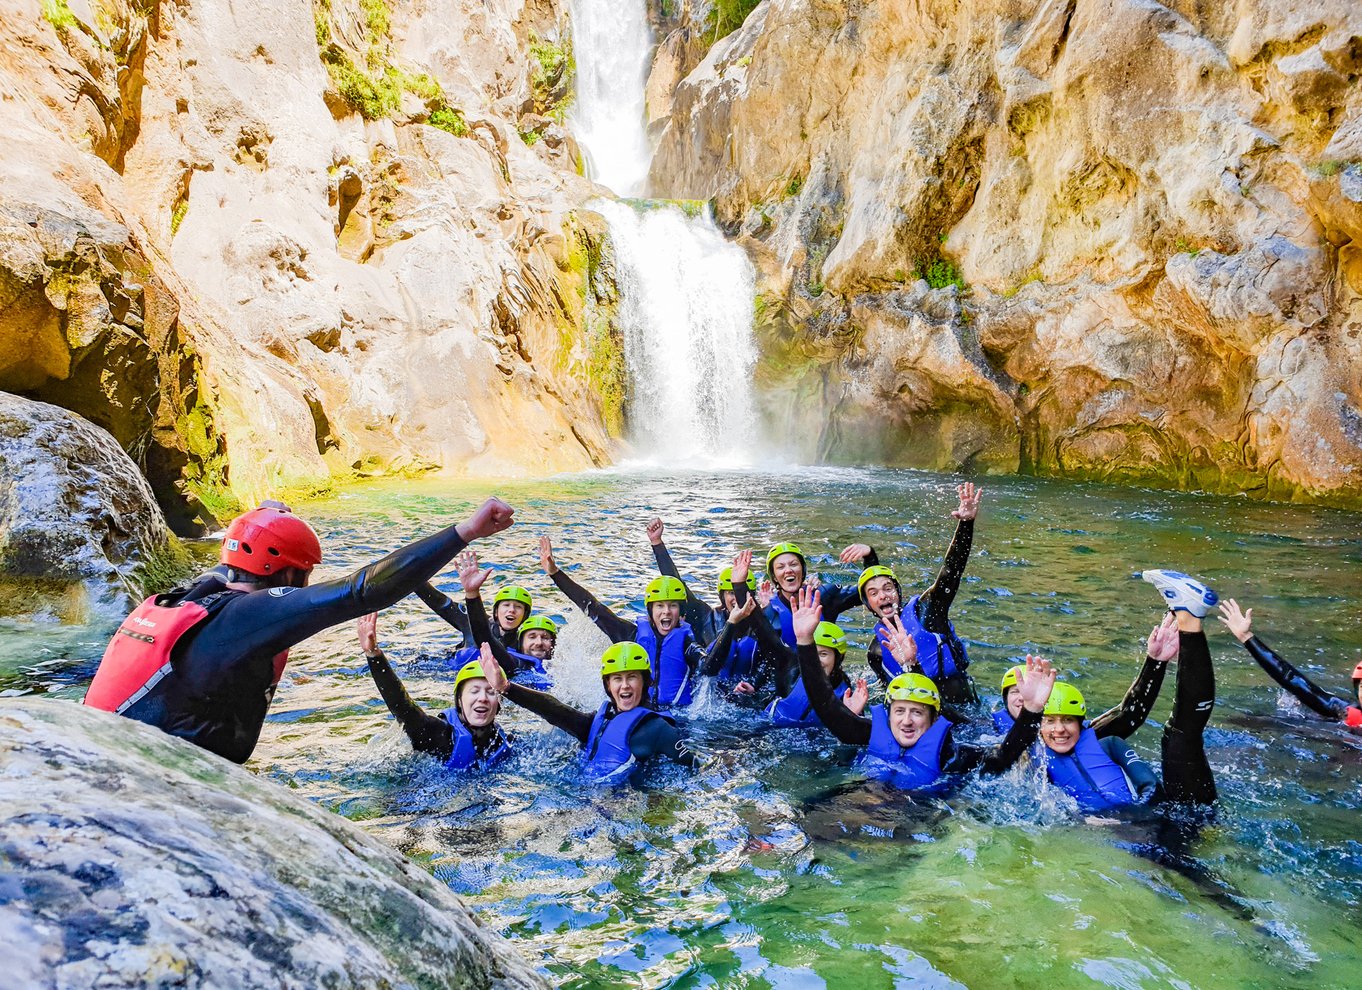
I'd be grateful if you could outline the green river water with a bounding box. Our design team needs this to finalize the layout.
[7,466,1362,988]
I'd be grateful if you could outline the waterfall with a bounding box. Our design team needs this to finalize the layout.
[567,2,763,466]
[566,0,653,196]
[596,200,759,466]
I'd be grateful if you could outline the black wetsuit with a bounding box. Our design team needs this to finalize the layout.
[1241,634,1362,727]
[501,683,698,769]
[651,540,725,646]
[797,642,1035,775]
[416,581,523,650]
[866,518,976,703]
[364,649,507,762]
[118,522,472,763]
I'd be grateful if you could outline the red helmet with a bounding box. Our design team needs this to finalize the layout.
[221,504,322,576]
[1352,659,1362,681]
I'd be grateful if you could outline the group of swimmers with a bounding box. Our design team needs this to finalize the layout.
[83,488,1362,817]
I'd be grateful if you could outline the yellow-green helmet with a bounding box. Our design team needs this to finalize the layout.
[886,672,941,710]
[765,542,807,574]
[1000,664,1026,695]
[1043,682,1086,719]
[645,575,688,604]
[493,586,533,610]
[857,565,899,603]
[454,659,490,698]
[518,615,558,638]
[813,621,848,654]
[601,641,652,677]
[717,566,757,596]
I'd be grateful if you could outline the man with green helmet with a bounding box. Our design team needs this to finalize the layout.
[356,615,511,771]
[539,536,750,707]
[791,586,1052,791]
[856,483,983,705]
[480,640,697,782]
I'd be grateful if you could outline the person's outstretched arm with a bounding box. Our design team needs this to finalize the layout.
[182,498,515,691]
[502,682,594,744]
[918,483,982,631]
[797,642,871,743]
[1219,599,1353,722]
[646,518,717,634]
[454,550,525,676]
[413,583,474,644]
[949,656,1055,773]
[356,614,453,759]
[821,543,879,617]
[1092,614,1178,739]
[540,536,634,642]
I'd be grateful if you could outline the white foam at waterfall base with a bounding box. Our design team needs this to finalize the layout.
[596,200,762,468]
[567,0,653,195]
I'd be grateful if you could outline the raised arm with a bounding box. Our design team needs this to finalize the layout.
[793,588,873,745]
[357,613,453,758]
[1091,614,1177,739]
[540,535,634,642]
[821,543,879,616]
[698,597,755,675]
[1218,599,1353,721]
[412,583,474,644]
[950,655,1053,774]
[917,484,981,630]
[648,517,718,635]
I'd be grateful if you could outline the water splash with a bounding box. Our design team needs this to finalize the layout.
[566,0,653,195]
[596,199,761,466]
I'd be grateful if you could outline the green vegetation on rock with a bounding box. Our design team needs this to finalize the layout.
[40,0,77,31]
[706,0,761,43]
[915,257,966,292]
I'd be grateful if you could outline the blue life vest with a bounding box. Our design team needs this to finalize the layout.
[766,675,848,728]
[1038,727,1136,811]
[716,634,757,685]
[633,618,695,707]
[992,708,1015,733]
[855,705,954,791]
[507,646,553,689]
[764,583,852,648]
[447,645,480,668]
[582,702,674,781]
[437,709,511,771]
[874,596,966,681]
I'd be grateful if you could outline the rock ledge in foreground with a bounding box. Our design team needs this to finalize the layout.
[0,698,548,990]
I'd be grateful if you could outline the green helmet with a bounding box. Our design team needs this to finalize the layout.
[717,566,757,595]
[765,542,807,575]
[1000,664,1026,694]
[1043,682,1086,719]
[857,565,899,603]
[886,672,941,710]
[645,575,688,604]
[601,642,652,678]
[454,659,490,698]
[812,621,848,654]
[518,614,558,638]
[493,586,533,611]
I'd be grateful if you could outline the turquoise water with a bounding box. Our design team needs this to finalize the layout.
[14,466,1362,988]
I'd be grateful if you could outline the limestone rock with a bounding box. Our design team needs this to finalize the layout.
[0,698,548,990]
[0,393,168,596]
[650,0,1362,505]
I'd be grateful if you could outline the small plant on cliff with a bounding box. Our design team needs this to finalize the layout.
[529,34,575,125]
[706,0,761,43]
[915,257,966,292]
[784,175,803,198]
[41,0,77,31]
[170,199,189,236]
[429,106,469,137]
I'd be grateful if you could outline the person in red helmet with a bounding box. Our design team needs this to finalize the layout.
[84,496,515,763]
[1217,599,1362,732]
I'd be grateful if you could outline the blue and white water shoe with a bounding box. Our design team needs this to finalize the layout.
[1141,569,1219,617]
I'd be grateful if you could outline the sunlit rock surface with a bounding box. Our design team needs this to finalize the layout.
[0,698,548,990]
[650,0,1362,505]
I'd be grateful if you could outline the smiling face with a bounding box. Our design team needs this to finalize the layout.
[520,629,555,660]
[771,553,805,594]
[494,601,527,631]
[605,670,647,712]
[1040,714,1083,754]
[888,700,936,747]
[863,575,900,618]
[650,600,681,635]
[457,678,500,728]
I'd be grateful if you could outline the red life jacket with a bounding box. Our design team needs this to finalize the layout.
[84,592,289,714]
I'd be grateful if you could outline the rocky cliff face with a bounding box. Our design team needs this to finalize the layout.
[650,0,1362,505]
[0,0,622,533]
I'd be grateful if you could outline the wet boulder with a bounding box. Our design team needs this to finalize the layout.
[0,698,548,990]
[0,392,168,597]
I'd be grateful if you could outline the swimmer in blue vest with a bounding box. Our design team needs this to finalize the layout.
[357,614,511,770]
[1017,570,1222,813]
[447,550,557,688]
[1217,598,1362,732]
[857,483,983,705]
[761,538,880,648]
[482,642,698,783]
[991,612,1181,734]
[538,535,737,707]
[792,586,1053,791]
[415,567,533,650]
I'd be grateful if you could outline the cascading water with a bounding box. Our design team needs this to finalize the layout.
[597,200,760,465]
[567,1,764,465]
[565,0,654,196]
